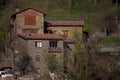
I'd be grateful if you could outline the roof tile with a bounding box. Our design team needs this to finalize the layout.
[18,33,63,40]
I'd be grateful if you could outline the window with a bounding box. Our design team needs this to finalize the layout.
[50,41,57,48]
[35,55,40,62]
[24,15,36,25]
[35,42,42,48]
[63,30,68,38]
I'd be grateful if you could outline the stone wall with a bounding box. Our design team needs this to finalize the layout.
[49,26,83,39]
[27,39,64,74]
[64,43,75,71]
[15,9,44,34]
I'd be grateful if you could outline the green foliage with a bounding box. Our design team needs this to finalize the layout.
[0,0,6,9]
[0,31,4,40]
[112,67,120,74]
[67,30,92,80]
[83,24,90,33]
[99,36,120,45]
[17,53,35,75]
[44,50,58,71]
[0,0,5,5]
[111,66,120,80]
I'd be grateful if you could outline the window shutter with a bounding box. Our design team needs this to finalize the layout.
[24,15,36,25]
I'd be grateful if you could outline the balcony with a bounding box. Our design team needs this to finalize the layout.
[49,47,62,53]
[19,25,40,29]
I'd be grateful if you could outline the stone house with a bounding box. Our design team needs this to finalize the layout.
[10,8,84,74]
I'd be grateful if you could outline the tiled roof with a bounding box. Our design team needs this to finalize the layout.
[11,7,46,19]
[47,21,85,26]
[18,33,63,40]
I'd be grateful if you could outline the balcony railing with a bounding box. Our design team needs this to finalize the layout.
[19,25,40,29]
[49,47,62,53]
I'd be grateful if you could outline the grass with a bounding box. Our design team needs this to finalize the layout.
[2,0,116,26]
[0,0,118,28]
[46,8,83,21]
[99,36,120,46]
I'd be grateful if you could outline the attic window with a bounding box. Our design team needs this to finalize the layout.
[24,15,36,25]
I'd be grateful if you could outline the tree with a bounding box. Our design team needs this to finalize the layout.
[17,53,35,75]
[67,29,92,80]
[100,12,117,35]
[44,51,58,72]
[0,0,5,7]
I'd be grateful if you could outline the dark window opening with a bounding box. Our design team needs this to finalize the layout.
[50,41,57,48]
[35,55,40,62]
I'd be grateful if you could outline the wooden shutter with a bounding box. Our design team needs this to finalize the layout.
[24,15,36,25]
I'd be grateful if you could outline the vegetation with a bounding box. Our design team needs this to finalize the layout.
[17,53,35,75]
[66,30,92,80]
[99,36,120,45]
[0,0,120,80]
[83,24,90,33]
[44,51,58,72]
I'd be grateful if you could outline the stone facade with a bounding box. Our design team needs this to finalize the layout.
[10,8,84,74]
[12,8,44,34]
[26,39,64,73]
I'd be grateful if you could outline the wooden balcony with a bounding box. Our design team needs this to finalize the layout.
[19,25,40,29]
[49,47,62,53]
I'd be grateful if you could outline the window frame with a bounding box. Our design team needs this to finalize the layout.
[35,41,42,48]
[49,40,58,48]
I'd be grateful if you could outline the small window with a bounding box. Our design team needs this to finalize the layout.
[50,41,57,48]
[35,42,42,48]
[63,30,68,38]
[35,55,40,62]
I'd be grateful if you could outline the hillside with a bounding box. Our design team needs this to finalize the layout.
[0,0,120,80]
[0,0,119,33]
[0,0,119,22]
